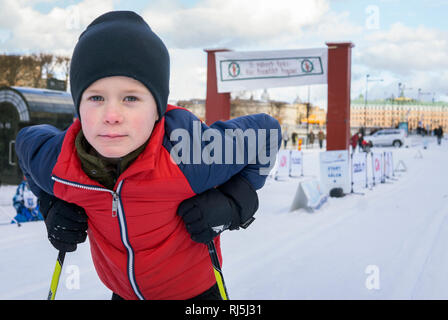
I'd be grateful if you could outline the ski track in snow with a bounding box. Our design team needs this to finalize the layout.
[1,136,447,299]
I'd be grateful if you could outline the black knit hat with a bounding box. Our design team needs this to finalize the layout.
[70,11,170,119]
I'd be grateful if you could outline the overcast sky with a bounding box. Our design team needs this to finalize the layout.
[0,0,446,109]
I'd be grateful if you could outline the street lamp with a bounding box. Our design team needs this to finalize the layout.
[364,74,384,128]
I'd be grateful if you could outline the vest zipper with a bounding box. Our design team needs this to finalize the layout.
[51,176,120,218]
[51,175,145,300]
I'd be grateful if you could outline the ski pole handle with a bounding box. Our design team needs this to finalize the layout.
[47,251,66,300]
[207,241,229,300]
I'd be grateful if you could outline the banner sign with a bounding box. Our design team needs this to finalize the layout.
[319,150,350,194]
[290,150,303,177]
[290,179,328,212]
[371,152,383,184]
[275,149,291,179]
[384,151,393,178]
[352,152,367,186]
[215,48,328,93]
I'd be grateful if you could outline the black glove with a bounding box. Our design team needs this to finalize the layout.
[178,174,259,243]
[39,192,88,252]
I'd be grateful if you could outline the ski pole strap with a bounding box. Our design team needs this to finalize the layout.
[207,241,229,300]
[47,251,66,300]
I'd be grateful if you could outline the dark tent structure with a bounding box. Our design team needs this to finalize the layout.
[0,86,75,184]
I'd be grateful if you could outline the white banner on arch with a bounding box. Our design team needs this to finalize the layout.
[215,48,328,93]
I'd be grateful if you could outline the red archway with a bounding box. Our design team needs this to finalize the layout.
[204,42,354,151]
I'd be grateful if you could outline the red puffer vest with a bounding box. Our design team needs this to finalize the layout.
[51,105,221,300]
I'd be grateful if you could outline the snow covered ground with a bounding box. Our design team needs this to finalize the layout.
[1,135,447,300]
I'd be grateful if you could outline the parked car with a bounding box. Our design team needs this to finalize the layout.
[364,129,407,148]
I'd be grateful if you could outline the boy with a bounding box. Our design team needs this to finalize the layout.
[16,11,280,300]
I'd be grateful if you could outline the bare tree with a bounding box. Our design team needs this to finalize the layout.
[20,55,40,86]
[1,55,22,86]
[0,55,8,86]
[29,53,45,87]
[40,53,56,79]
[0,53,69,88]
[56,55,71,87]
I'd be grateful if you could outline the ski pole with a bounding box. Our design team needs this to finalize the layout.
[207,241,229,300]
[47,251,66,300]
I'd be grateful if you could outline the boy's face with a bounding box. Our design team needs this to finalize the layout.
[79,76,159,158]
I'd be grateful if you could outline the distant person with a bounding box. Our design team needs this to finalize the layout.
[318,129,324,149]
[358,132,364,150]
[282,128,290,148]
[309,131,315,147]
[361,139,372,153]
[350,132,359,152]
[291,132,298,146]
[12,176,43,223]
[436,126,444,145]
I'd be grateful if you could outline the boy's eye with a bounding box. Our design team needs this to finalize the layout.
[88,95,103,102]
[124,96,138,102]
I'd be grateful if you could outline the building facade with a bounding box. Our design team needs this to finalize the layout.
[351,97,448,132]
